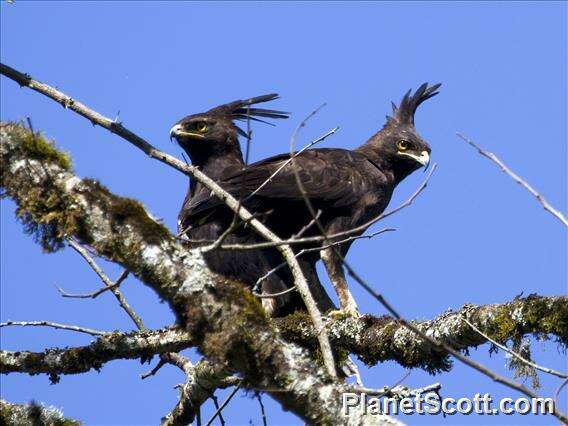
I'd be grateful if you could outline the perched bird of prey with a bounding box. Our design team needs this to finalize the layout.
[171,94,334,316]
[183,83,440,315]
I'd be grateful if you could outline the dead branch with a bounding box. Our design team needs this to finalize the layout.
[57,269,129,299]
[0,320,106,336]
[68,239,144,329]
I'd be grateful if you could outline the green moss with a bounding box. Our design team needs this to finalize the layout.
[82,179,170,246]
[14,184,84,252]
[484,295,568,347]
[19,130,72,171]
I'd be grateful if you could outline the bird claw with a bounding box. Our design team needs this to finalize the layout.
[327,308,360,319]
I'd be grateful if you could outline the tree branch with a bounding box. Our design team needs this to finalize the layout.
[1,399,80,426]
[276,295,568,373]
[161,359,240,426]
[0,326,193,379]
[0,122,399,424]
[0,62,337,379]
[0,320,106,337]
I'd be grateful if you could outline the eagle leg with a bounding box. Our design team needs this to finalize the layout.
[320,247,359,316]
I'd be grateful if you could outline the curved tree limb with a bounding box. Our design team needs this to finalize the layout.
[0,62,337,378]
[0,122,398,425]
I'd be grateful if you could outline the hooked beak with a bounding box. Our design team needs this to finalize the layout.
[169,124,205,142]
[399,150,430,169]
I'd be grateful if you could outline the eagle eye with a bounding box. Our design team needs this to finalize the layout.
[397,140,409,151]
[195,122,208,133]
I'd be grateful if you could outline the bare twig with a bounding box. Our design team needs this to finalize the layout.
[248,126,339,198]
[211,395,226,426]
[252,228,395,295]
[256,392,268,426]
[205,385,241,426]
[68,239,145,330]
[0,63,337,378]
[57,270,129,299]
[219,166,436,250]
[141,359,168,380]
[0,320,106,337]
[462,315,568,379]
[457,133,568,227]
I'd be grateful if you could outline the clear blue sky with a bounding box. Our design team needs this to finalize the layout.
[1,2,566,425]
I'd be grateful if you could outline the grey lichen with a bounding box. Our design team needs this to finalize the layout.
[0,399,80,426]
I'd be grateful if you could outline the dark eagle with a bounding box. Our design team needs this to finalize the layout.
[181,83,441,315]
[171,94,334,316]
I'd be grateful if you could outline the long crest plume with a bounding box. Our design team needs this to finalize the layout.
[389,83,441,126]
[208,93,289,138]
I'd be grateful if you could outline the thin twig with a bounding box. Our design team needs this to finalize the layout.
[219,167,436,250]
[248,126,339,198]
[0,320,107,336]
[252,228,395,295]
[457,133,568,227]
[57,270,129,299]
[67,239,146,330]
[141,359,167,379]
[211,395,226,426]
[462,315,568,379]
[256,392,268,426]
[203,106,255,252]
[205,385,241,426]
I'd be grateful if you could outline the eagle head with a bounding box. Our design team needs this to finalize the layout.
[169,94,289,159]
[363,83,440,183]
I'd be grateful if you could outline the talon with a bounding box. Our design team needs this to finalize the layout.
[327,308,360,319]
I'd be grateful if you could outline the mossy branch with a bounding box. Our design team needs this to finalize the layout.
[0,400,80,426]
[0,327,193,381]
[276,295,568,374]
[0,122,400,425]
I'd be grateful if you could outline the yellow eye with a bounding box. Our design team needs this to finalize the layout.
[397,140,409,151]
[196,122,208,133]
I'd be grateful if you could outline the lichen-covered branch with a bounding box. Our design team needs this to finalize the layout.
[276,295,568,373]
[161,360,239,426]
[0,63,337,379]
[0,326,193,381]
[0,400,80,426]
[0,122,400,424]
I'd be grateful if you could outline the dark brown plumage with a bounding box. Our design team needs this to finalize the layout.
[183,83,441,314]
[171,94,333,316]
